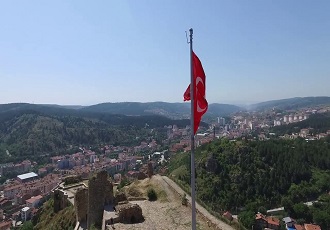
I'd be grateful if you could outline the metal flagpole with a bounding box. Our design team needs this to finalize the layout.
[189,28,197,230]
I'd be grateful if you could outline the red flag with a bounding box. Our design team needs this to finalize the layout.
[183,51,208,134]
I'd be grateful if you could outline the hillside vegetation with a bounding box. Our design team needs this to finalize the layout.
[81,101,242,118]
[0,107,191,163]
[32,199,76,230]
[168,138,330,228]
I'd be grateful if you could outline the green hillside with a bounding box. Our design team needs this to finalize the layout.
[81,101,242,118]
[32,199,76,230]
[168,138,330,228]
[0,107,192,163]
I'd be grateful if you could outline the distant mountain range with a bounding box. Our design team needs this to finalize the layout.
[80,102,242,118]
[0,102,242,119]
[1,96,329,119]
[248,96,330,111]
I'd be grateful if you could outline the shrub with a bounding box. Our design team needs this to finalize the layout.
[181,193,188,206]
[147,188,157,201]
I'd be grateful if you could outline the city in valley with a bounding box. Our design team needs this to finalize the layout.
[0,102,329,230]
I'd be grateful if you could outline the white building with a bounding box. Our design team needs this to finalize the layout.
[17,172,38,183]
[21,207,30,221]
[249,121,253,130]
[274,120,281,126]
[283,115,288,123]
[218,117,225,126]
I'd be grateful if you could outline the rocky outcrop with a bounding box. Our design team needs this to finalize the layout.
[137,171,148,180]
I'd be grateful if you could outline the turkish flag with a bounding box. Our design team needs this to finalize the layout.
[183,51,208,134]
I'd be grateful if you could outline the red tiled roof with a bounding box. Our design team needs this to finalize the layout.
[266,216,280,226]
[304,223,321,230]
[294,224,304,230]
[0,221,11,228]
[26,195,43,204]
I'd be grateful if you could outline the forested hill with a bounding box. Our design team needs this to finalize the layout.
[0,107,193,163]
[271,112,330,135]
[80,102,243,118]
[168,138,330,227]
[0,102,242,119]
[249,96,330,111]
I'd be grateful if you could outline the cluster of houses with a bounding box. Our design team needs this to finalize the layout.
[0,160,32,177]
[255,213,321,230]
[279,128,330,140]
[0,172,60,229]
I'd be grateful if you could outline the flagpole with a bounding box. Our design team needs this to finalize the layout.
[189,28,197,230]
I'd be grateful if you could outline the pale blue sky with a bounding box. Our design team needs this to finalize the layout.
[1,0,329,105]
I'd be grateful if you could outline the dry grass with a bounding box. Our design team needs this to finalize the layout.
[124,177,168,202]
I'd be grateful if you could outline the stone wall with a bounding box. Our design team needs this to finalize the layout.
[104,179,114,205]
[63,175,82,185]
[53,189,68,213]
[116,203,143,224]
[147,162,153,178]
[114,192,127,205]
[87,170,114,229]
[74,188,88,223]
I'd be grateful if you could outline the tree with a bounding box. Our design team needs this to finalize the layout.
[293,203,311,221]
[238,210,255,229]
[313,210,330,230]
[282,196,294,214]
[20,221,34,230]
[257,206,267,215]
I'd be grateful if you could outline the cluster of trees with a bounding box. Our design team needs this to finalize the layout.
[282,194,330,229]
[168,138,330,228]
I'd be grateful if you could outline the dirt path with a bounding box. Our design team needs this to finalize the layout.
[161,176,235,230]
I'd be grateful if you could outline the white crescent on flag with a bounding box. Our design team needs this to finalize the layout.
[196,76,207,113]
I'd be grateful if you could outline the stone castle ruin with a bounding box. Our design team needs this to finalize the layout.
[53,189,69,213]
[116,202,143,224]
[54,170,144,229]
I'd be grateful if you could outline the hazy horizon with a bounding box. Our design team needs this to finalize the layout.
[1,1,330,105]
[2,95,330,107]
